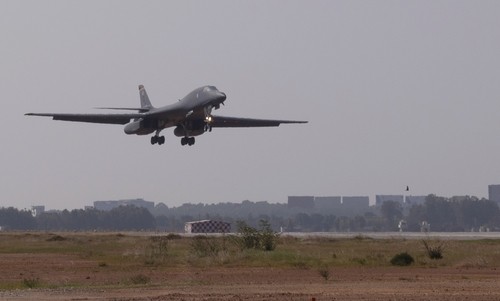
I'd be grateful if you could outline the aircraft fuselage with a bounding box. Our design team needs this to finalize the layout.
[124,86,226,137]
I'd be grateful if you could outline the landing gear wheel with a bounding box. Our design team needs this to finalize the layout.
[151,135,165,145]
[181,137,195,146]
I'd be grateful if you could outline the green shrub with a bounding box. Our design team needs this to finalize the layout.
[236,220,279,251]
[350,257,367,265]
[46,235,66,242]
[422,240,444,259]
[130,274,150,285]
[318,266,330,280]
[166,233,182,240]
[259,220,278,251]
[236,221,260,249]
[22,277,40,288]
[390,252,414,266]
[144,236,169,265]
[190,235,224,258]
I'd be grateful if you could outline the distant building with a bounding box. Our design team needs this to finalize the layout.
[288,196,315,209]
[185,220,231,234]
[405,196,426,206]
[342,196,370,211]
[31,206,45,217]
[93,199,154,212]
[488,185,500,203]
[375,195,404,206]
[314,196,341,211]
[450,196,467,202]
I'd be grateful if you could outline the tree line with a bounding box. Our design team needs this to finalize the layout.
[404,195,500,231]
[1,195,499,232]
[0,206,155,231]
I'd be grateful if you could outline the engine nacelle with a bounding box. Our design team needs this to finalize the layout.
[124,119,154,135]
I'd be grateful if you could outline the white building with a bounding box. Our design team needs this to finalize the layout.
[185,220,231,234]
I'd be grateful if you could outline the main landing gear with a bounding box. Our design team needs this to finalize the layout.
[151,129,165,145]
[151,135,165,145]
[150,135,193,146]
[181,137,195,146]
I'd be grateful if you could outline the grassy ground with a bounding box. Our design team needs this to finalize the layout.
[0,231,499,290]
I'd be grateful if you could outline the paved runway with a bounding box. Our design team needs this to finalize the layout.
[283,231,500,240]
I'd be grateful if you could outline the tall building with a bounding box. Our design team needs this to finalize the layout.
[405,196,426,206]
[93,199,154,212]
[314,196,341,211]
[488,185,500,203]
[375,195,404,206]
[342,196,369,211]
[288,196,315,209]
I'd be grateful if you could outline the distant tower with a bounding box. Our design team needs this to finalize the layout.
[488,185,500,203]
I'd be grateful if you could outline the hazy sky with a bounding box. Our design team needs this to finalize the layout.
[2,1,500,210]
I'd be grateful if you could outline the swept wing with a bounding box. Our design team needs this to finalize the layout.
[24,113,143,125]
[210,115,307,128]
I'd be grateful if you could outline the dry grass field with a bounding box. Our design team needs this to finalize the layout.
[0,232,500,300]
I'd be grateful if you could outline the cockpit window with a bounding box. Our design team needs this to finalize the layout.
[203,86,217,92]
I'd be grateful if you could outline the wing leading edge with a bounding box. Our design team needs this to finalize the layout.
[210,116,308,128]
[24,113,143,125]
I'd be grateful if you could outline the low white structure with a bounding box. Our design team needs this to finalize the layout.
[31,206,45,217]
[185,220,231,234]
[421,221,431,233]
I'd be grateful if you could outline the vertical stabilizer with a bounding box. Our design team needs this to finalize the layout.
[139,85,154,109]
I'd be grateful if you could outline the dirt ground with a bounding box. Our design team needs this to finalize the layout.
[0,253,500,300]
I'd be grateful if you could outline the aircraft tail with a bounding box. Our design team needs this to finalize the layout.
[139,85,154,109]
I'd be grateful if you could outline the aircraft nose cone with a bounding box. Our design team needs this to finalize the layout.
[220,92,226,101]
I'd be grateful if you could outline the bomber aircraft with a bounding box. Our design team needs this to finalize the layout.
[26,85,307,146]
